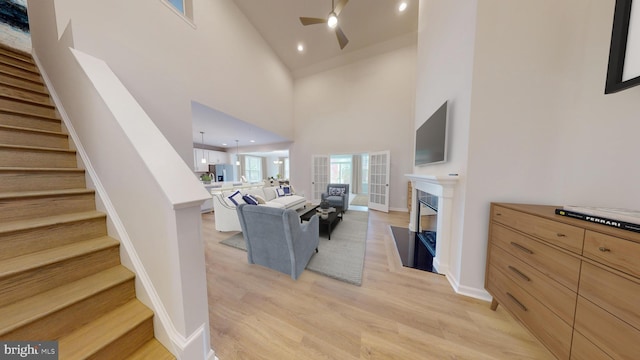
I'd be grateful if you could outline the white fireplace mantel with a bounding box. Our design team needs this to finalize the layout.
[405,173,459,276]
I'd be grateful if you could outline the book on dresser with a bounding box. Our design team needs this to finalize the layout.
[555,206,640,234]
[562,205,640,224]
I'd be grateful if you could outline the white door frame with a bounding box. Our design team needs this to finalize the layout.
[367,150,390,212]
[311,155,330,203]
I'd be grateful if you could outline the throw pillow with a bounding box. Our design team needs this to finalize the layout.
[227,190,246,206]
[275,188,286,197]
[253,194,266,204]
[242,194,259,205]
[281,185,292,196]
[328,187,345,196]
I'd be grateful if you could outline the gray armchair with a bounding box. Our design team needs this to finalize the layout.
[236,204,319,280]
[321,183,349,212]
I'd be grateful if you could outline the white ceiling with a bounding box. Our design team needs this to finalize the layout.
[232,0,419,75]
[192,0,418,151]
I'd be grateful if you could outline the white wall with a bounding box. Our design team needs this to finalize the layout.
[41,0,293,165]
[557,0,640,207]
[413,0,478,289]
[418,0,640,295]
[292,45,417,211]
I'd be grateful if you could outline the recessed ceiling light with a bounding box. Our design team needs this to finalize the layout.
[250,140,255,143]
[222,143,227,146]
[398,1,408,12]
[297,43,304,52]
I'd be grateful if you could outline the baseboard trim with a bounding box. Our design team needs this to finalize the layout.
[442,269,492,302]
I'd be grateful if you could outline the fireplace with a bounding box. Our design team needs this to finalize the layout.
[391,190,437,272]
[405,174,458,275]
[416,190,438,258]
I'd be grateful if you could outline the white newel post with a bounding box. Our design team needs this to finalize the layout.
[406,174,459,275]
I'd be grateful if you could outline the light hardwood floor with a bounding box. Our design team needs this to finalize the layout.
[204,209,554,360]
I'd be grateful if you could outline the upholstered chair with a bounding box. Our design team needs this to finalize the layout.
[321,183,349,211]
[236,204,319,280]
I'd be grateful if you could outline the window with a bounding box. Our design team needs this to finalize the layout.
[168,0,184,13]
[161,0,194,23]
[330,155,352,185]
[361,154,369,194]
[284,158,290,180]
[244,156,263,182]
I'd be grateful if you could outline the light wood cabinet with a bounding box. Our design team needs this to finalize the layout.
[486,203,640,360]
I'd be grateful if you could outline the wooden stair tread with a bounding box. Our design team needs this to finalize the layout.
[58,299,153,358]
[0,236,118,278]
[0,54,38,73]
[0,210,104,234]
[0,63,40,77]
[0,143,74,153]
[0,188,94,200]
[0,124,66,137]
[0,93,55,109]
[0,72,45,90]
[127,339,176,360]
[0,266,134,335]
[0,45,34,64]
[0,167,84,173]
[0,107,58,121]
[0,79,48,96]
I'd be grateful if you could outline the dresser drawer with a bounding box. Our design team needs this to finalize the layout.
[490,223,581,291]
[492,205,584,254]
[578,261,640,331]
[574,296,640,360]
[583,230,640,278]
[488,244,576,325]
[571,331,613,360]
[487,265,572,360]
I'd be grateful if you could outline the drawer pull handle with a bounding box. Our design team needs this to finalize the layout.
[598,247,611,252]
[506,292,528,312]
[557,233,567,237]
[508,266,531,282]
[510,242,534,255]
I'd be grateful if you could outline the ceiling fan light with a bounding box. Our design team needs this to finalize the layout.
[327,13,338,28]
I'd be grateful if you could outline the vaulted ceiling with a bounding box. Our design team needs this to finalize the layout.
[193,0,418,151]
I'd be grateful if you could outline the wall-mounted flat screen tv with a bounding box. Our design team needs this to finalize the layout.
[415,101,448,166]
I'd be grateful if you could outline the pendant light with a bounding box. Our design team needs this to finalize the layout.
[235,140,240,166]
[200,132,206,163]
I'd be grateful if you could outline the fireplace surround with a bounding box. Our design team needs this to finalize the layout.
[405,174,459,275]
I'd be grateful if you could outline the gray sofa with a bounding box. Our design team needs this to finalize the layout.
[236,204,319,280]
[321,183,350,211]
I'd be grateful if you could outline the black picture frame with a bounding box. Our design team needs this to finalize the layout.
[605,0,640,94]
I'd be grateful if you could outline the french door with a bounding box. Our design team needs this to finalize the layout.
[311,155,329,203]
[368,150,390,212]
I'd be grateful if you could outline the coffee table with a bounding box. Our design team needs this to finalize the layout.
[299,205,343,240]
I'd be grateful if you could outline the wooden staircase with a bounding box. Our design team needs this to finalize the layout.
[0,45,175,359]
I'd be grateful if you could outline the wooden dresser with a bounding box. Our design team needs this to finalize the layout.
[485,203,640,360]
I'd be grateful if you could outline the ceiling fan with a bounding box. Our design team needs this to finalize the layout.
[299,0,350,50]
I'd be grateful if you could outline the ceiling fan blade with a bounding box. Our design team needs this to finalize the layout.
[300,17,327,26]
[334,0,349,16]
[335,26,349,49]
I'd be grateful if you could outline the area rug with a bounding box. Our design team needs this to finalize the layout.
[350,194,369,207]
[220,210,369,285]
